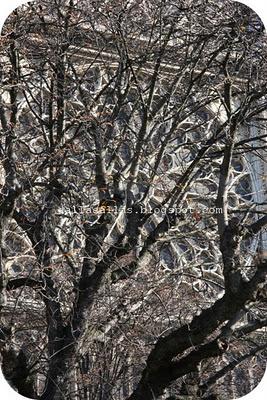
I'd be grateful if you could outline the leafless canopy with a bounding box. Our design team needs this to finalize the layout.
[0,1,267,399]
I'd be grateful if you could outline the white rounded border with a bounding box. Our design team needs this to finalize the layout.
[0,1,266,399]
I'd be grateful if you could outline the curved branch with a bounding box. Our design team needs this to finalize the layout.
[127,262,267,400]
[6,278,42,291]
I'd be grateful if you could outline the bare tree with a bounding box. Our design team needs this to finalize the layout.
[0,1,267,399]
